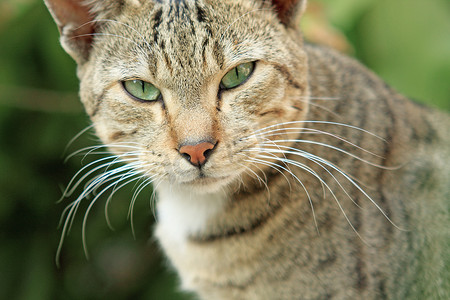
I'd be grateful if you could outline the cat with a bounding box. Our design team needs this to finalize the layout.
[44,0,449,299]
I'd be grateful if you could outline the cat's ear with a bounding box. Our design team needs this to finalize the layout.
[44,0,96,63]
[270,0,307,26]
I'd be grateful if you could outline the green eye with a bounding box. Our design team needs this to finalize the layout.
[220,62,255,89]
[123,80,161,101]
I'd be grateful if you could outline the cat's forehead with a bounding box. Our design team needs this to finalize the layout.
[149,1,226,73]
[97,0,276,83]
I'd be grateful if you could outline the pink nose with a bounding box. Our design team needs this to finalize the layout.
[179,142,216,167]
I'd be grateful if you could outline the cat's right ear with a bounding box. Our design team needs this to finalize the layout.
[44,0,96,63]
[271,0,307,27]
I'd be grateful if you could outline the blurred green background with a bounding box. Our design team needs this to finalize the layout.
[0,0,448,299]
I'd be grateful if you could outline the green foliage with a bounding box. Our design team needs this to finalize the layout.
[0,1,448,300]
[316,0,450,110]
[0,2,192,299]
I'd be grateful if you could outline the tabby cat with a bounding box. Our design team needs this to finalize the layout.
[44,0,449,299]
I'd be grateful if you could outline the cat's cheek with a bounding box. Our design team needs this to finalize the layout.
[91,122,109,145]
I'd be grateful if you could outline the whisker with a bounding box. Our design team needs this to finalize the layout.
[306,96,341,101]
[89,160,144,195]
[297,97,341,117]
[72,18,152,56]
[254,147,403,231]
[219,8,271,43]
[258,150,361,209]
[251,152,367,241]
[103,165,155,230]
[128,173,158,238]
[66,142,143,161]
[252,125,384,158]
[248,120,386,142]
[56,160,148,265]
[60,157,141,200]
[71,33,148,58]
[245,155,318,232]
[86,19,152,51]
[64,163,142,234]
[262,140,389,169]
[81,170,147,258]
[62,124,95,158]
[237,161,270,197]
[150,178,165,221]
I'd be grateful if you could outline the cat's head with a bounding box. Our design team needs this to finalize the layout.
[45,0,310,193]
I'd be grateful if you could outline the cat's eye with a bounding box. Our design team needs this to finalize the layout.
[220,62,255,90]
[122,80,161,102]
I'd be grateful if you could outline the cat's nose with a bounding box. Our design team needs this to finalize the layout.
[178,141,216,167]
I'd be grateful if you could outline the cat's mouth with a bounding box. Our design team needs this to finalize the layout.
[178,174,235,192]
[183,175,230,185]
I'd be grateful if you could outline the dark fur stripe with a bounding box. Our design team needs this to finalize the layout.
[195,1,207,23]
[273,64,304,90]
[89,90,106,117]
[152,8,163,44]
[213,40,224,68]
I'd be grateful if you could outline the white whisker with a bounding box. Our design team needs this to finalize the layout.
[81,170,146,258]
[219,9,271,43]
[60,158,140,200]
[245,155,318,232]
[103,164,156,230]
[72,18,151,57]
[56,139,156,265]
[248,120,385,142]
[237,161,270,197]
[253,126,384,160]
[62,124,95,157]
[253,146,403,231]
[251,152,367,241]
[66,142,143,161]
[128,174,158,238]
[262,140,389,169]
[307,96,341,101]
[297,97,341,117]
[63,164,142,236]
[259,150,361,209]
[150,178,165,221]
[90,19,152,51]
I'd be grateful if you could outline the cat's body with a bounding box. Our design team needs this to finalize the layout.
[156,44,450,299]
[45,0,449,299]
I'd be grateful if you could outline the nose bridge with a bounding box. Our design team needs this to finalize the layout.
[176,108,214,141]
[166,82,219,146]
[169,93,219,146]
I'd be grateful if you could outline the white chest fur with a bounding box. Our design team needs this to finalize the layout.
[154,182,228,247]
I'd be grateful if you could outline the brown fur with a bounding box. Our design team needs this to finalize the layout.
[45,0,449,299]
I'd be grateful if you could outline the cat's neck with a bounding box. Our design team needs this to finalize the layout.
[155,182,229,246]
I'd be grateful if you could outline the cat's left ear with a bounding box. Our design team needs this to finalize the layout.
[270,0,307,27]
[44,0,96,63]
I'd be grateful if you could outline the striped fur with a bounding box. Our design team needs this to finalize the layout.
[45,0,449,299]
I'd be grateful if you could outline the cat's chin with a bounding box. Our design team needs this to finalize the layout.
[177,175,235,194]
